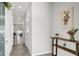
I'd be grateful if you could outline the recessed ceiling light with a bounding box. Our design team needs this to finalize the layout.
[18,6,22,8]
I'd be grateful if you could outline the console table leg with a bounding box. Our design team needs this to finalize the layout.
[56,38,58,56]
[52,38,54,56]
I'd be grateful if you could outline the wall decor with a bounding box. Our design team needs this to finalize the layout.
[60,7,74,30]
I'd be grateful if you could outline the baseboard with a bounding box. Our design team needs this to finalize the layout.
[32,51,52,56]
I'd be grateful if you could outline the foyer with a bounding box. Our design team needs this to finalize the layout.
[3,2,79,56]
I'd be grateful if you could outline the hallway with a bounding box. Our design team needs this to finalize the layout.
[10,44,30,56]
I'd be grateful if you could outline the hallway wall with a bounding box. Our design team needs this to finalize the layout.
[24,4,32,55]
[5,8,14,56]
[32,2,52,55]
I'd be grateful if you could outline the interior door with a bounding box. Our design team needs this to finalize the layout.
[0,2,5,56]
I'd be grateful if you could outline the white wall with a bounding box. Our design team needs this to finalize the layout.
[24,5,32,55]
[5,8,13,56]
[52,2,79,56]
[32,2,52,55]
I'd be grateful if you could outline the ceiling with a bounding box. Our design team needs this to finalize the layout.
[12,2,31,24]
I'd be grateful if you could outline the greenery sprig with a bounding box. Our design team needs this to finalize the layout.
[2,2,12,10]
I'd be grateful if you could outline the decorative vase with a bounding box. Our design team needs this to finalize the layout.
[67,28,78,41]
[55,33,59,37]
[70,35,75,41]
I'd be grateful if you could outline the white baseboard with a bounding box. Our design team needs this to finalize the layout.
[32,51,52,56]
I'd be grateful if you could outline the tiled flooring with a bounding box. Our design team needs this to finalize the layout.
[10,44,31,56]
[10,44,51,56]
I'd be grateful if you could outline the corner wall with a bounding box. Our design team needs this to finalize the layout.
[5,8,13,56]
[32,2,52,55]
[25,5,32,55]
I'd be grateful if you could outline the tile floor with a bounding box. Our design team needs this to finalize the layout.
[10,44,31,56]
[10,44,52,56]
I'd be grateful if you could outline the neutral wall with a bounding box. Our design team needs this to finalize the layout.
[5,8,13,56]
[52,2,79,56]
[32,2,52,55]
[25,5,32,55]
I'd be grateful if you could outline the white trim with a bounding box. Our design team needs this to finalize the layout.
[32,51,52,56]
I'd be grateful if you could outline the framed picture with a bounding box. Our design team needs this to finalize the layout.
[60,7,74,30]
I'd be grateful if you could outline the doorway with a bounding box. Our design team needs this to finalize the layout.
[13,24,24,45]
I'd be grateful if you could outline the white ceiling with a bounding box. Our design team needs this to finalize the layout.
[12,2,31,24]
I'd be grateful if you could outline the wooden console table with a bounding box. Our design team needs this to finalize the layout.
[50,37,79,56]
